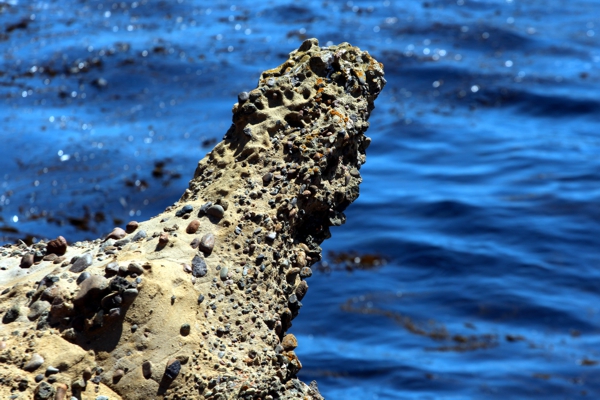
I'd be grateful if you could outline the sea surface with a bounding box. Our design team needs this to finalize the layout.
[2,0,600,398]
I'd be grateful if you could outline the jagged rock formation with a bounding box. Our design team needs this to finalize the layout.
[0,38,385,400]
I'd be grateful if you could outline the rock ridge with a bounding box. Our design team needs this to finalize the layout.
[0,38,385,399]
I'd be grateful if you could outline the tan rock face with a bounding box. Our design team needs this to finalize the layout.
[0,39,384,400]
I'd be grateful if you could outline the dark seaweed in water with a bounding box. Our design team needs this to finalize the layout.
[1,0,600,398]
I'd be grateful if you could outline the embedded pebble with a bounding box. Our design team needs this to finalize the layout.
[46,366,59,375]
[27,300,51,321]
[69,253,93,273]
[282,334,298,350]
[132,230,147,241]
[197,294,205,304]
[106,227,126,240]
[206,204,224,219]
[220,266,229,281]
[190,237,200,249]
[158,232,169,245]
[191,255,208,277]
[238,91,249,102]
[180,323,191,336]
[122,288,139,305]
[24,353,45,371]
[266,232,277,241]
[105,262,119,275]
[20,253,34,269]
[127,262,144,275]
[295,281,308,301]
[199,233,215,253]
[176,204,194,217]
[186,219,201,234]
[113,369,124,382]
[54,383,67,400]
[125,221,139,233]
[33,381,54,399]
[46,236,68,256]
[73,275,109,309]
[165,358,181,380]
[2,304,20,323]
[142,360,153,379]
[35,374,44,382]
[76,271,91,285]
[300,267,313,278]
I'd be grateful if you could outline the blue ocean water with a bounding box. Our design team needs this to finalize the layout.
[1,0,600,398]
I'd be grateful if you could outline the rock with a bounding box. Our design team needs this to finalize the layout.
[55,383,68,400]
[142,360,152,379]
[176,204,194,217]
[106,227,126,240]
[20,253,34,268]
[158,232,169,245]
[266,232,277,241]
[300,267,313,278]
[46,236,68,255]
[127,262,144,275]
[69,253,93,273]
[186,219,201,234]
[126,220,139,233]
[282,334,298,351]
[23,353,45,371]
[43,253,58,262]
[27,300,51,321]
[101,293,122,310]
[2,304,20,323]
[180,323,191,336]
[219,266,229,281]
[191,255,207,277]
[206,204,224,219]
[295,281,308,301]
[33,381,55,399]
[165,358,181,380]
[82,367,92,381]
[45,366,59,375]
[73,275,109,310]
[262,172,273,185]
[76,271,91,285]
[190,237,200,249]
[113,369,124,382]
[198,233,215,253]
[238,91,249,102]
[132,229,147,241]
[105,262,119,275]
[122,288,139,305]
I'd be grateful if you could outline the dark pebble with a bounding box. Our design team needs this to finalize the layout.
[197,294,205,304]
[114,238,131,247]
[105,262,119,276]
[190,238,200,249]
[35,374,44,382]
[180,323,191,336]
[158,232,169,245]
[125,221,139,233]
[2,304,20,323]
[46,236,68,256]
[295,281,308,301]
[33,381,54,399]
[349,168,360,177]
[165,359,181,380]
[142,361,152,379]
[132,230,147,241]
[191,255,207,277]
[300,267,313,278]
[243,127,252,137]
[199,233,215,253]
[69,253,93,273]
[20,253,34,269]
[262,173,273,184]
[206,204,224,219]
[198,201,213,216]
[176,204,194,217]
[46,366,59,375]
